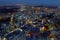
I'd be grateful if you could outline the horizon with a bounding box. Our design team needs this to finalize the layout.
[0,0,60,7]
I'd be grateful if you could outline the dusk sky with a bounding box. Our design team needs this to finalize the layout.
[0,0,60,6]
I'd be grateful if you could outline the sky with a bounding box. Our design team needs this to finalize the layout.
[0,0,60,6]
